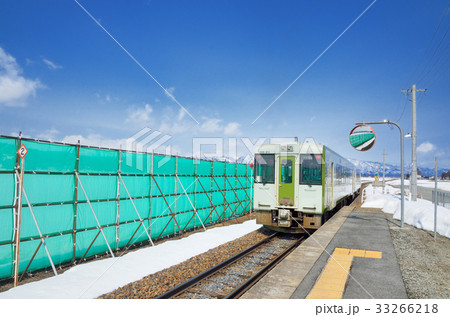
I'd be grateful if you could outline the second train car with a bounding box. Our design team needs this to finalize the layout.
[253,141,361,233]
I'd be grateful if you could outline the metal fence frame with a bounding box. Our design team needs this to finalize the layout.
[0,135,253,283]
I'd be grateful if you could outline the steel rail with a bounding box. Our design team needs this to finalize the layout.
[224,236,305,299]
[155,232,280,299]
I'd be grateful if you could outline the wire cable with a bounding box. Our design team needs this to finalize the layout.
[72,0,199,124]
[416,26,449,84]
[251,0,378,125]
[426,64,450,88]
[417,44,449,85]
[405,3,449,86]
[396,3,449,121]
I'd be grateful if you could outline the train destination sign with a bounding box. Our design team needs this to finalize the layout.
[349,124,376,151]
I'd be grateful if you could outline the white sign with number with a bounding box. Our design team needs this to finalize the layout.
[18,144,28,159]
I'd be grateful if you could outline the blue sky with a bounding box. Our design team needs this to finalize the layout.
[0,0,448,168]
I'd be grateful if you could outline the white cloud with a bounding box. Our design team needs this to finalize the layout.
[177,108,186,121]
[0,47,43,106]
[125,104,153,123]
[200,117,223,133]
[37,128,60,141]
[224,122,242,136]
[42,58,62,70]
[95,93,117,103]
[62,134,128,149]
[159,119,191,134]
[61,131,175,154]
[164,86,176,102]
[417,142,435,153]
[157,107,194,134]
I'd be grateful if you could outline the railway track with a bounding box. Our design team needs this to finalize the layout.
[156,232,305,299]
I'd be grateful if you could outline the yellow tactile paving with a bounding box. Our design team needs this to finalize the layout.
[306,247,382,299]
[365,250,382,258]
[349,249,366,257]
[333,248,350,255]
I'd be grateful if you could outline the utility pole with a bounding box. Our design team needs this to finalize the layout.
[383,149,385,185]
[401,84,426,201]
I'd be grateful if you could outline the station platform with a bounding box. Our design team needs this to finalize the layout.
[241,201,408,299]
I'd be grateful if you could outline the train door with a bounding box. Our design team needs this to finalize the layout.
[278,156,295,205]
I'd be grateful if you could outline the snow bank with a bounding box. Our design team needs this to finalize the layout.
[388,179,450,192]
[362,185,450,238]
[0,220,261,299]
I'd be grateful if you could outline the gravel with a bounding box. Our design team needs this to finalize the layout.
[99,218,273,299]
[386,214,450,299]
[175,234,298,299]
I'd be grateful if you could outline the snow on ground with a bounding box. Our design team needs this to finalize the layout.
[388,179,450,192]
[361,177,397,183]
[0,220,261,299]
[362,184,450,238]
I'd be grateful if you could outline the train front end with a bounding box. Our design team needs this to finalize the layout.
[253,142,324,233]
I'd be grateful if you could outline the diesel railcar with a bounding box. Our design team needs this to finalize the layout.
[253,141,360,233]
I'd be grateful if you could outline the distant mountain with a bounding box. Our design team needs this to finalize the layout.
[207,155,448,178]
[348,159,449,178]
[203,155,253,164]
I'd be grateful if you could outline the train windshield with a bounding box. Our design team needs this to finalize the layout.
[300,154,322,185]
[254,154,275,184]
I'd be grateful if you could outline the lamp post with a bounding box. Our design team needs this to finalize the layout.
[356,120,404,227]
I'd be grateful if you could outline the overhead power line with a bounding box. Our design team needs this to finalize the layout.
[406,3,449,85]
[416,26,449,84]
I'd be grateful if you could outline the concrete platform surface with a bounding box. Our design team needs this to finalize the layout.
[241,206,407,299]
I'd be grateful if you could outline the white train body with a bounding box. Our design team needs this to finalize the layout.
[253,142,360,232]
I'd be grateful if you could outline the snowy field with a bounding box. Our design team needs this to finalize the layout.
[388,179,450,192]
[361,177,396,183]
[362,184,450,238]
[0,220,261,299]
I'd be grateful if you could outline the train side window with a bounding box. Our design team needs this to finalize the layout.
[254,154,275,184]
[281,159,292,183]
[300,154,322,185]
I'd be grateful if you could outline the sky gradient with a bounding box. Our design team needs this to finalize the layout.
[0,0,448,168]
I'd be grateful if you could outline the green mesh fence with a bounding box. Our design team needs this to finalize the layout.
[0,136,253,280]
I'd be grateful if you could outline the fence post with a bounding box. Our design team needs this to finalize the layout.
[225,161,231,219]
[149,152,154,238]
[73,140,80,262]
[194,158,197,229]
[174,156,178,236]
[12,133,22,278]
[210,161,214,224]
[235,163,238,216]
[13,154,25,287]
[248,163,253,214]
[434,157,437,239]
[115,148,121,250]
